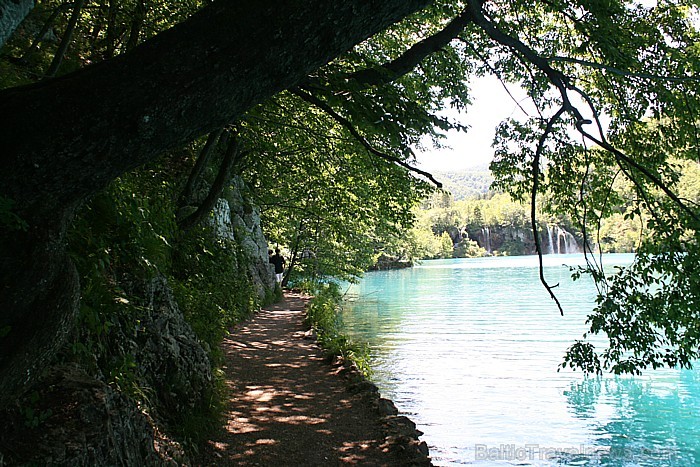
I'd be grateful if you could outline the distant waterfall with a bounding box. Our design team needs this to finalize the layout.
[558,227,579,254]
[546,225,580,254]
[482,227,492,253]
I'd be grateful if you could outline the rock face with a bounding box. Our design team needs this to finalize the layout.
[0,275,211,466]
[0,365,183,466]
[226,176,277,298]
[194,177,276,299]
[136,275,214,424]
[0,0,35,49]
[0,177,277,466]
[369,253,413,271]
[463,224,581,256]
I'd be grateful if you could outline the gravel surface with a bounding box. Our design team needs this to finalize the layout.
[199,292,423,466]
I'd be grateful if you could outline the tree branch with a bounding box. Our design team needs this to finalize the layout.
[178,131,246,231]
[1,0,433,223]
[125,0,147,52]
[456,37,530,117]
[531,107,566,316]
[467,0,569,92]
[348,7,476,87]
[178,128,224,209]
[289,86,442,188]
[546,56,700,84]
[567,81,700,225]
[20,2,73,62]
[46,0,86,78]
[468,0,700,226]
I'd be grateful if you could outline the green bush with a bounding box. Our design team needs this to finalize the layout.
[66,173,178,382]
[64,169,262,454]
[304,283,371,377]
[171,229,258,361]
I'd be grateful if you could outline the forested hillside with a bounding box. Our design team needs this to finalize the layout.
[410,159,700,260]
[432,165,494,200]
[1,0,699,463]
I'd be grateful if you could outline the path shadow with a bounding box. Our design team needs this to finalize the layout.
[202,294,389,466]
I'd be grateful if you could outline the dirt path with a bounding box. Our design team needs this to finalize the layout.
[200,292,429,466]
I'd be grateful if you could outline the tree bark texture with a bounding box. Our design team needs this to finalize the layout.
[0,0,34,49]
[0,0,431,222]
[0,0,433,406]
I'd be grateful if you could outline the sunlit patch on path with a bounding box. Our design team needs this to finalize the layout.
[201,292,391,466]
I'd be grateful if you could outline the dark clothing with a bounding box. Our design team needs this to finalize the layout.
[269,254,285,274]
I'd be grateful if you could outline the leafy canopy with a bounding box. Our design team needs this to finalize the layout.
[3,0,700,374]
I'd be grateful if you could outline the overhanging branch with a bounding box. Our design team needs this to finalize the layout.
[467,0,700,227]
[178,131,247,231]
[546,56,700,84]
[289,87,442,188]
[348,7,477,87]
[531,107,566,316]
[567,81,700,225]
[456,37,530,117]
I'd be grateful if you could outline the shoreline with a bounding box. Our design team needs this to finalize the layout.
[325,353,432,466]
[302,292,434,466]
[200,291,432,465]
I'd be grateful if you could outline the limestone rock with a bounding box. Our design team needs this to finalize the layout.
[0,274,214,465]
[137,275,213,421]
[225,176,276,297]
[0,365,183,466]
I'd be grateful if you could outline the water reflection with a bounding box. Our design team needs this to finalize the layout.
[565,372,700,466]
[340,255,700,466]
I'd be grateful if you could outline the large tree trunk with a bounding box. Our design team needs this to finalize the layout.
[0,0,432,222]
[0,0,432,407]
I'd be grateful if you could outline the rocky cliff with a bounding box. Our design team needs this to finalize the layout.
[0,276,199,465]
[226,176,277,297]
[462,224,581,256]
[0,178,277,465]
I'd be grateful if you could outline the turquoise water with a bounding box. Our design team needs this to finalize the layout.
[339,254,700,466]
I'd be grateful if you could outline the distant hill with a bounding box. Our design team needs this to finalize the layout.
[431,164,494,200]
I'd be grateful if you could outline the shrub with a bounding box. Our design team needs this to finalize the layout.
[304,283,371,377]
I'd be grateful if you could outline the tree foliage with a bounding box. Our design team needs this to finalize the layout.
[481,1,700,372]
[0,0,699,414]
[241,91,433,283]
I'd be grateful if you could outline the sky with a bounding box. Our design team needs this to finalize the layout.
[413,0,699,174]
[414,76,532,173]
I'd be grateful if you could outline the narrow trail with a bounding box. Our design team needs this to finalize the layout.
[200,292,405,466]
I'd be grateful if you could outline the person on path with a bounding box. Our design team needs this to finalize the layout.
[269,247,286,284]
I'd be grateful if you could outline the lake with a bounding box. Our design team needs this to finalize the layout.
[339,254,700,466]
